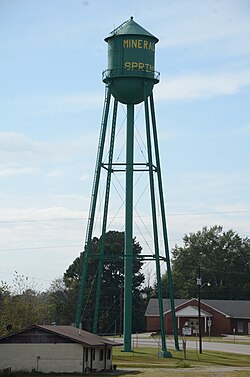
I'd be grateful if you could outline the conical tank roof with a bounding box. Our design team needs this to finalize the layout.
[105,17,159,43]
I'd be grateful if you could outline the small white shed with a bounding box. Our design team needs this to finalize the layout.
[0,324,121,373]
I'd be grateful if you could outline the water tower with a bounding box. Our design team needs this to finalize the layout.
[75,17,179,356]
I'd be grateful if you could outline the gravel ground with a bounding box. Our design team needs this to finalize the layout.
[111,366,250,376]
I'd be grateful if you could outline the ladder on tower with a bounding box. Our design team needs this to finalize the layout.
[75,85,111,327]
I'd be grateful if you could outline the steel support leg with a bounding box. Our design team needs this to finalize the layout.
[75,86,111,328]
[149,93,179,351]
[144,84,172,358]
[93,99,118,333]
[123,103,134,352]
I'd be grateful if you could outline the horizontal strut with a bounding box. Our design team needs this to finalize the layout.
[101,162,157,172]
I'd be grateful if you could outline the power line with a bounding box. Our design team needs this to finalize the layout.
[1,209,250,224]
[0,244,83,252]
[0,218,84,224]
[0,238,183,252]
[168,210,250,216]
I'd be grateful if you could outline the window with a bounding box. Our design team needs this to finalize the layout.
[237,320,243,334]
[92,348,95,361]
[99,349,104,361]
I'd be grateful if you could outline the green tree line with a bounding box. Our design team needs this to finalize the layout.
[0,226,249,336]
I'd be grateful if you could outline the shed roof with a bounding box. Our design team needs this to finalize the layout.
[145,298,250,319]
[0,325,122,347]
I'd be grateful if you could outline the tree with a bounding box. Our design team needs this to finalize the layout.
[64,231,145,333]
[47,277,72,325]
[0,272,56,336]
[170,226,250,300]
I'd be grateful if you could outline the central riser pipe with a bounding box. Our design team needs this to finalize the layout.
[123,104,134,352]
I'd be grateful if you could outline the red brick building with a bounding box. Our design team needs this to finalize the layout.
[145,298,250,336]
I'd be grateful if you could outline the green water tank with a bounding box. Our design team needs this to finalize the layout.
[103,17,159,105]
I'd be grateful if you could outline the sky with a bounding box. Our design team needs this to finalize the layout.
[0,0,250,291]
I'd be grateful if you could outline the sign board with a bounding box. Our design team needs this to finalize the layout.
[190,319,199,328]
[182,327,192,336]
[208,319,212,327]
[193,329,199,334]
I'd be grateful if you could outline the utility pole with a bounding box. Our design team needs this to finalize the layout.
[197,268,202,354]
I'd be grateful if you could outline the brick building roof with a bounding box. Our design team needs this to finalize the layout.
[145,298,250,319]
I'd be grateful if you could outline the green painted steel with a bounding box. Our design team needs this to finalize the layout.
[103,17,159,104]
[144,83,171,357]
[123,103,134,352]
[93,99,118,334]
[74,86,111,328]
[149,93,179,351]
[75,18,178,358]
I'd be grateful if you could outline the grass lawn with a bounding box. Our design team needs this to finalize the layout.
[113,346,250,368]
[111,346,250,377]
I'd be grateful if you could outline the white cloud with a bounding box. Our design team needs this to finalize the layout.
[230,124,250,136]
[0,133,43,176]
[0,131,97,164]
[0,206,86,252]
[158,13,250,49]
[0,166,37,177]
[148,0,250,49]
[2,68,250,115]
[0,93,103,115]
[0,206,87,289]
[47,193,87,202]
[155,70,250,102]
[31,93,103,115]
[48,169,64,177]
[0,206,84,222]
[79,174,91,181]
[0,132,40,158]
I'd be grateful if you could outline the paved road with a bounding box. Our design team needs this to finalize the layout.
[185,339,250,355]
[112,335,250,355]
